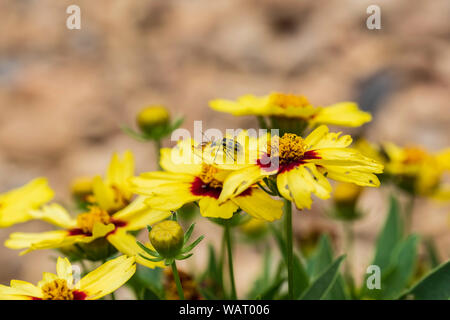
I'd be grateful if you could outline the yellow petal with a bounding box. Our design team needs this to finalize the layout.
[231,188,283,221]
[312,148,384,173]
[304,125,352,150]
[0,177,54,227]
[78,255,136,300]
[287,169,314,209]
[113,196,171,231]
[276,171,292,201]
[313,102,371,127]
[106,151,135,194]
[28,203,76,229]
[321,165,381,187]
[144,183,200,210]
[219,165,266,203]
[160,143,203,175]
[92,176,116,211]
[198,197,238,219]
[131,172,194,195]
[56,257,73,286]
[0,280,42,300]
[107,231,164,269]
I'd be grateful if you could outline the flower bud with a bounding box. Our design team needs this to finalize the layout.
[149,220,184,258]
[333,182,362,204]
[136,105,170,136]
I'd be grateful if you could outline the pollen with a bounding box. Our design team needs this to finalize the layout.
[269,133,306,163]
[199,164,222,188]
[269,93,310,109]
[41,279,74,300]
[76,206,111,234]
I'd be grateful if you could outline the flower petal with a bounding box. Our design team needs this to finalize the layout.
[0,177,54,227]
[231,188,283,221]
[219,166,265,203]
[198,197,238,219]
[28,203,76,229]
[78,255,136,300]
[313,102,371,127]
[107,230,164,269]
[56,257,73,286]
[112,196,171,231]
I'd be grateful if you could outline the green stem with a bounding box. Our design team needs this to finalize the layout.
[155,139,162,170]
[284,199,294,300]
[171,261,185,300]
[405,195,415,234]
[343,221,356,297]
[224,223,237,300]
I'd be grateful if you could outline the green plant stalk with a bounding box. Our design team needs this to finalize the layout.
[171,261,185,300]
[405,195,415,234]
[284,199,294,300]
[343,221,356,297]
[155,139,162,170]
[225,223,237,299]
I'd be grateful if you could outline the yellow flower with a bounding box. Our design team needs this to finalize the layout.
[131,141,284,221]
[219,125,383,210]
[209,93,371,127]
[0,255,135,300]
[92,151,135,212]
[4,151,171,268]
[5,200,170,268]
[0,178,54,228]
[384,143,450,198]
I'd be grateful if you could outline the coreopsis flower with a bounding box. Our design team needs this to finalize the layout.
[0,178,54,227]
[219,125,383,210]
[5,201,170,268]
[5,151,171,268]
[383,143,450,198]
[209,93,371,129]
[131,140,283,221]
[0,255,135,300]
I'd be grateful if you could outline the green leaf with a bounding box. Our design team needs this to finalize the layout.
[127,265,164,299]
[270,224,309,298]
[293,254,309,299]
[380,235,419,299]
[306,234,348,300]
[373,195,403,269]
[424,237,440,268]
[361,195,403,298]
[136,241,159,257]
[401,260,450,300]
[183,223,195,244]
[300,255,346,300]
[258,277,286,300]
[182,235,204,253]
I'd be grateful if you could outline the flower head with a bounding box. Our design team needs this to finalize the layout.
[383,143,450,198]
[0,178,54,228]
[4,151,171,268]
[131,140,283,221]
[0,255,135,300]
[210,93,371,128]
[219,125,383,210]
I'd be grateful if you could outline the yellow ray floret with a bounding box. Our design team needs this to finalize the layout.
[0,256,135,300]
[0,178,54,228]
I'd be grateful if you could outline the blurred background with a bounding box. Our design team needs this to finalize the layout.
[0,0,449,296]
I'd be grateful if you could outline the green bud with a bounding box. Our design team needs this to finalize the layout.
[136,105,170,136]
[149,220,184,258]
